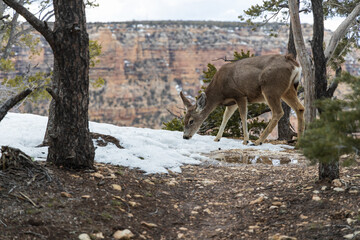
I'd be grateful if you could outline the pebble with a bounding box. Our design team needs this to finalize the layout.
[250,196,264,205]
[332,179,342,187]
[333,187,345,192]
[312,195,321,201]
[91,232,104,239]
[78,233,91,240]
[141,221,158,228]
[113,229,134,239]
[269,233,297,240]
[346,218,357,225]
[349,187,359,194]
[112,184,122,191]
[61,192,72,198]
[92,172,104,179]
[203,208,212,214]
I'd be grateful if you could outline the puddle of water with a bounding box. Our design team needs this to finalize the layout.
[212,153,298,166]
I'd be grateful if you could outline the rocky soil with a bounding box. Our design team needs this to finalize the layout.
[1,143,360,240]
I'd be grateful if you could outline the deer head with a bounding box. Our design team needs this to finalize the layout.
[180,91,207,139]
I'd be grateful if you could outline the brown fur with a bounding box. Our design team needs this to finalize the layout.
[180,54,305,145]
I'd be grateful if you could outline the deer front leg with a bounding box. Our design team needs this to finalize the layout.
[214,105,237,142]
[236,98,249,145]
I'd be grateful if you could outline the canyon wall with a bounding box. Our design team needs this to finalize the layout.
[2,21,358,128]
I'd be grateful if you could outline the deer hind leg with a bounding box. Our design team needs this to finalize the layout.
[281,88,305,140]
[214,104,237,142]
[236,98,250,145]
[255,94,284,146]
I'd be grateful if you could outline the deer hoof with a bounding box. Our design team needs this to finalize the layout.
[253,140,263,146]
[243,140,249,145]
[214,137,220,142]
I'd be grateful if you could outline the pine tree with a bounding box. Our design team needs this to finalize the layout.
[299,72,360,180]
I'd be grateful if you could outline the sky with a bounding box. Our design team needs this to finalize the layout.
[0,113,294,174]
[85,0,343,31]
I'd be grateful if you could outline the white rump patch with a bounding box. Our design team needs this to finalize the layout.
[291,66,302,84]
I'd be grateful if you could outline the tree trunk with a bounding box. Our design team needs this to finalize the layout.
[311,0,327,102]
[318,161,339,181]
[311,0,339,181]
[46,0,94,169]
[278,21,297,141]
[289,0,316,124]
[3,0,95,170]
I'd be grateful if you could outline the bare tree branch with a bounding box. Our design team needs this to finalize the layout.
[0,89,32,122]
[3,0,54,47]
[324,3,360,61]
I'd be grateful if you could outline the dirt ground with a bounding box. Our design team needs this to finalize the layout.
[1,142,360,240]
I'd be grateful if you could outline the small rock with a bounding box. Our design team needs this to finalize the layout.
[91,232,105,239]
[333,187,345,192]
[193,206,201,210]
[166,178,178,186]
[113,229,134,239]
[92,172,104,179]
[203,208,212,214]
[78,233,91,240]
[312,190,320,194]
[179,227,188,231]
[177,233,185,239]
[272,201,283,206]
[81,195,91,199]
[144,179,155,185]
[300,214,308,220]
[312,195,321,201]
[128,201,139,207]
[269,233,297,240]
[346,218,357,225]
[191,210,199,215]
[321,186,327,191]
[61,192,72,198]
[141,221,158,228]
[343,233,354,239]
[112,184,122,191]
[269,206,278,210]
[250,196,264,205]
[107,173,117,179]
[349,187,359,194]
[248,225,259,233]
[332,179,342,187]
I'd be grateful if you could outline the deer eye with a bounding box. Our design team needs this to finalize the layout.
[189,119,194,125]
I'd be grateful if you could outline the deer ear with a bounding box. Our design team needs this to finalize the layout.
[196,92,206,112]
[180,91,192,109]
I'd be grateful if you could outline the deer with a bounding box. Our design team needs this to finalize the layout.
[180,54,305,146]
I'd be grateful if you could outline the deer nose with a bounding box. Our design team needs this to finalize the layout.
[183,135,190,140]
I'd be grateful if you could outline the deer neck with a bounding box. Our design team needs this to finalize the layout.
[200,90,221,120]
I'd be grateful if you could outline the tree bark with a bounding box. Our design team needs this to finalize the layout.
[278,20,297,141]
[311,0,327,102]
[4,0,95,169]
[318,161,339,181]
[46,0,94,169]
[289,0,316,124]
[312,0,340,181]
